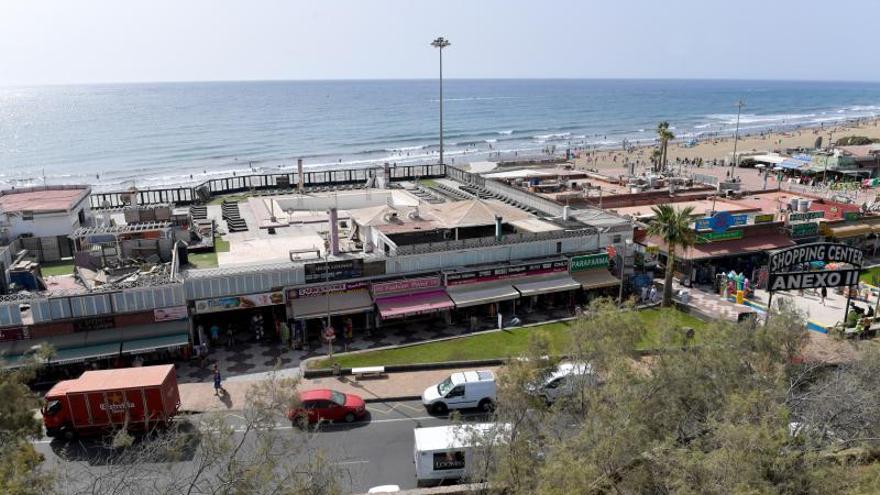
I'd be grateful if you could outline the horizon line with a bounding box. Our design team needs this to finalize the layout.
[4,76,880,89]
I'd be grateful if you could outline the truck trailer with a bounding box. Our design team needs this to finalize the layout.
[42,364,181,439]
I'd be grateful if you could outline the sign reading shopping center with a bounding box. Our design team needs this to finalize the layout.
[768,243,864,274]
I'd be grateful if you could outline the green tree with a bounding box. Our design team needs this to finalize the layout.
[656,121,675,172]
[646,204,696,307]
[0,360,55,495]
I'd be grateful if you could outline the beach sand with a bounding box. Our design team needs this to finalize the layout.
[573,118,880,171]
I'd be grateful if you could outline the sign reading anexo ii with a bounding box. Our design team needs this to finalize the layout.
[768,269,860,291]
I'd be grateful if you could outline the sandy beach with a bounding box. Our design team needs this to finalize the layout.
[573,118,880,171]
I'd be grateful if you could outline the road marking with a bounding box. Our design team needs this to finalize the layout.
[334,459,369,466]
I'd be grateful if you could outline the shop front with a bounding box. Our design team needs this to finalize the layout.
[569,252,621,304]
[372,276,453,328]
[1,307,190,378]
[444,259,575,328]
[823,217,880,255]
[286,281,374,349]
[193,291,286,345]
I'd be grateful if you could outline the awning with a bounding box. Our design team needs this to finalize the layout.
[288,289,374,319]
[780,159,805,170]
[121,333,190,355]
[446,282,519,308]
[643,234,795,261]
[827,223,872,238]
[572,269,621,290]
[513,274,581,297]
[51,342,121,365]
[375,291,454,320]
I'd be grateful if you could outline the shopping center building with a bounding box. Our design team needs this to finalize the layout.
[0,164,632,371]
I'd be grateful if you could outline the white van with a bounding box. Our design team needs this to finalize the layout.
[421,370,496,414]
[413,423,507,486]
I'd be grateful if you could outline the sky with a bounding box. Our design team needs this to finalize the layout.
[0,0,878,86]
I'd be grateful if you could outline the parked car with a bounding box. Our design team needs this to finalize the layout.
[528,362,598,403]
[288,389,367,424]
[421,370,496,414]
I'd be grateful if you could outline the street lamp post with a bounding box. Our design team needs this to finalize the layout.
[431,37,450,165]
[730,99,745,179]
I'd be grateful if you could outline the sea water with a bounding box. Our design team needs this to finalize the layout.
[1,79,879,191]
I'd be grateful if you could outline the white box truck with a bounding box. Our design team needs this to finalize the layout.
[413,423,508,486]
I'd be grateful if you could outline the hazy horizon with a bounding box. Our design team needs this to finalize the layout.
[2,0,878,86]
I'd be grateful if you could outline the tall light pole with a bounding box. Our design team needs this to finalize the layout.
[730,99,745,179]
[431,36,451,165]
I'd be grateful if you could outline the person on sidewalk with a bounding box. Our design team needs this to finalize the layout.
[213,364,224,396]
[209,323,220,347]
[820,286,827,306]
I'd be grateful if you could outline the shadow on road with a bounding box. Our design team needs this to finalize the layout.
[49,420,201,466]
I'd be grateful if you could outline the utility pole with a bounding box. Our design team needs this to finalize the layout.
[431,37,451,165]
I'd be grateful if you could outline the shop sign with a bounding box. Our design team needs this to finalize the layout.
[445,259,568,286]
[844,211,861,221]
[697,230,743,243]
[788,211,824,222]
[288,281,368,299]
[694,212,748,232]
[768,269,860,291]
[769,243,864,273]
[0,326,28,342]
[304,259,364,284]
[153,306,188,322]
[194,292,285,314]
[790,222,819,238]
[371,276,441,297]
[570,253,609,272]
[753,213,775,224]
[74,316,115,332]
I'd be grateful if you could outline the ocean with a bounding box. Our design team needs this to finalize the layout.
[2,79,880,191]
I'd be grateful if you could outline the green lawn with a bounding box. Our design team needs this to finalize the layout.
[187,236,229,269]
[309,308,707,369]
[40,260,75,277]
[207,193,251,206]
[861,266,880,285]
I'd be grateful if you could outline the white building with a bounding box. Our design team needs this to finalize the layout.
[0,186,93,241]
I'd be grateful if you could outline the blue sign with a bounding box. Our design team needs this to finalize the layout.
[694,212,748,232]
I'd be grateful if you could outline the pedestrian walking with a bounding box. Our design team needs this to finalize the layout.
[820,286,827,306]
[213,365,224,396]
[343,317,353,352]
[209,323,220,346]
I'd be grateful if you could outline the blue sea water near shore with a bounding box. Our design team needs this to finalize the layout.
[1,79,880,191]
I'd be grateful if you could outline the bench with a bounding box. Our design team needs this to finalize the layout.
[352,366,386,380]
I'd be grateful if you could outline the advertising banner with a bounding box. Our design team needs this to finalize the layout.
[769,243,863,273]
[570,253,609,272]
[195,292,285,314]
[287,281,369,299]
[371,276,441,297]
[768,269,860,291]
[445,260,568,286]
[153,306,188,322]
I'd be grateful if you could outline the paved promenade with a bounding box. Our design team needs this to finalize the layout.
[179,366,500,413]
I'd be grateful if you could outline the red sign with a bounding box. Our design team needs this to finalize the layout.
[288,281,368,299]
[371,276,441,297]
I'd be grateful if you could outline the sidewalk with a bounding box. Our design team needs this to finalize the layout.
[179,366,501,413]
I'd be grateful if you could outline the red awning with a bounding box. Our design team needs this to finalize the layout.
[642,234,796,261]
[375,291,454,320]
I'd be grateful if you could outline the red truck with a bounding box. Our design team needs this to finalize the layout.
[42,364,181,440]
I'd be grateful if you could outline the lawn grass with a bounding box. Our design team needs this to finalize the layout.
[861,266,880,285]
[207,193,251,206]
[40,260,75,277]
[187,236,228,269]
[309,308,707,369]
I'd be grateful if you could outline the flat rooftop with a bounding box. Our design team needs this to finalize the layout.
[0,186,89,213]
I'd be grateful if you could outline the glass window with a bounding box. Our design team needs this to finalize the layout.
[330,391,346,406]
[447,386,465,398]
[437,377,454,396]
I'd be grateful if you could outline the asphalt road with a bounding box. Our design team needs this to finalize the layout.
[33,399,489,494]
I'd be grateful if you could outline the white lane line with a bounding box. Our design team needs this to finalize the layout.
[334,459,369,466]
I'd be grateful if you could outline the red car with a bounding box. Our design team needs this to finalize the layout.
[288,389,367,424]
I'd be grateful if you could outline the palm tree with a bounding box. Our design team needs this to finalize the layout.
[646,204,696,307]
[656,121,675,172]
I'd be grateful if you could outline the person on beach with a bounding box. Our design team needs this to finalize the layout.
[213,364,224,396]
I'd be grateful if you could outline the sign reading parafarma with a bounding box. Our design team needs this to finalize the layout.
[768,269,860,291]
[769,242,863,273]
